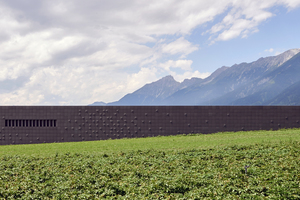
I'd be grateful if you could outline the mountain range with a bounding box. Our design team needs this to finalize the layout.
[91,48,300,106]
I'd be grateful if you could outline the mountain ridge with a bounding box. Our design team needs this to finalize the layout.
[90,48,300,106]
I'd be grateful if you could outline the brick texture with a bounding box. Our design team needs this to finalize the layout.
[0,106,299,145]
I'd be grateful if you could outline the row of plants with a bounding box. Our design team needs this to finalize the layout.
[0,141,300,199]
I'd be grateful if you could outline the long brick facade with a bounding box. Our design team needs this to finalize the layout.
[0,106,299,145]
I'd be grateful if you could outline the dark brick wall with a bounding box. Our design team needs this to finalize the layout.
[0,106,299,145]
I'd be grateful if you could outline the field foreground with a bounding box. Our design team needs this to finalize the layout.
[0,129,300,199]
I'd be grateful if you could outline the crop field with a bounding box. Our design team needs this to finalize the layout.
[0,129,300,199]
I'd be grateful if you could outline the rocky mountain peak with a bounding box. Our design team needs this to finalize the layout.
[283,48,300,55]
[180,77,204,89]
[263,48,300,68]
[155,75,179,86]
[161,75,175,80]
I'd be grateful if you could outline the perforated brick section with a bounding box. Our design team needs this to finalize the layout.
[0,106,299,145]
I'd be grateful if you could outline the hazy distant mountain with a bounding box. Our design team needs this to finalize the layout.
[90,48,300,106]
[163,49,300,105]
[210,50,300,105]
[227,51,300,105]
[90,101,107,106]
[267,80,300,105]
[108,75,181,105]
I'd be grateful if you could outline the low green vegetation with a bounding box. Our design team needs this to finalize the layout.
[0,129,300,199]
[1,128,300,157]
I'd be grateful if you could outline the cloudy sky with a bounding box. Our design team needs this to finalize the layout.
[1,0,300,105]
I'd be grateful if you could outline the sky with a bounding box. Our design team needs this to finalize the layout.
[0,0,300,105]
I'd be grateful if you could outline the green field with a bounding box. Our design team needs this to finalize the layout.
[1,128,300,157]
[1,129,300,199]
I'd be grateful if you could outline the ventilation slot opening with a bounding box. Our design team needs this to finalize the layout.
[5,119,57,127]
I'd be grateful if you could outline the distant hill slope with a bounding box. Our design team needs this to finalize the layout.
[90,48,300,106]
[267,80,300,105]
[106,75,206,105]
[211,51,300,105]
[108,75,181,105]
[90,101,107,106]
[164,49,300,105]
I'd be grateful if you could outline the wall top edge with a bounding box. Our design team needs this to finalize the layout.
[0,105,299,108]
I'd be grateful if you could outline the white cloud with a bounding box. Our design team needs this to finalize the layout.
[206,0,300,43]
[265,48,274,53]
[0,0,299,104]
[159,60,193,71]
[125,67,158,94]
[280,0,300,9]
[161,37,198,58]
[172,71,211,82]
